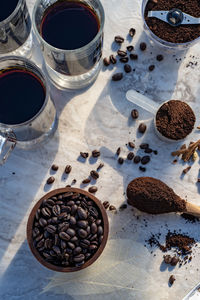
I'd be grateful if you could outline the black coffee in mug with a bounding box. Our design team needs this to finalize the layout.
[0,0,19,22]
[0,68,46,125]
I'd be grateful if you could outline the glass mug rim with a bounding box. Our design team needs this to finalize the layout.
[0,55,50,129]
[0,0,25,26]
[32,0,105,55]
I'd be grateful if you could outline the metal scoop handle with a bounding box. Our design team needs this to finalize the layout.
[126,90,159,114]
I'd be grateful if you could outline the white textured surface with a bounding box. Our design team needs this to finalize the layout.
[1,0,200,299]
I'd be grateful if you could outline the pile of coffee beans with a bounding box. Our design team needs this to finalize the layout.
[32,191,104,268]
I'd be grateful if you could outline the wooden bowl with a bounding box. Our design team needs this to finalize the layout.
[27,187,109,272]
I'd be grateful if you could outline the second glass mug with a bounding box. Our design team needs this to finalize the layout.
[33,0,105,89]
[0,56,58,165]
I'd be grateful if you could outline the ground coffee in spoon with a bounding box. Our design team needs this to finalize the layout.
[127,177,186,214]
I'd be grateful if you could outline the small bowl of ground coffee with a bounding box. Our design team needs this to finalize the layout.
[155,100,196,141]
[142,0,200,49]
[27,187,109,272]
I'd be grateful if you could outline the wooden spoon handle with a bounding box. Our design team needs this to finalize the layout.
[184,202,200,218]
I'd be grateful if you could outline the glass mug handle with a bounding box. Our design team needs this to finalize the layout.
[0,131,17,165]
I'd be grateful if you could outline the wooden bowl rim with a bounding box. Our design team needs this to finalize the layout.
[27,187,109,272]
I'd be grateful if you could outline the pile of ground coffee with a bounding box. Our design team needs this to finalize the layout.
[156,100,195,140]
[144,0,200,43]
[126,177,186,214]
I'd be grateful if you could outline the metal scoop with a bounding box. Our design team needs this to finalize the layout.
[148,8,200,26]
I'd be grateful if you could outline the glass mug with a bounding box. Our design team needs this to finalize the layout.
[0,56,58,165]
[0,0,32,57]
[33,0,105,89]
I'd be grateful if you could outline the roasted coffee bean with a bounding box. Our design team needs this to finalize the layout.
[156,54,164,61]
[39,218,47,227]
[88,186,98,193]
[73,247,82,255]
[120,57,129,63]
[97,226,103,236]
[138,123,147,133]
[51,217,58,224]
[141,155,150,165]
[50,250,56,257]
[99,235,104,244]
[112,72,123,81]
[51,164,58,171]
[59,232,71,241]
[127,152,134,160]
[140,42,146,51]
[66,228,76,237]
[45,199,55,208]
[33,227,40,238]
[169,275,176,285]
[67,242,75,249]
[114,35,124,43]
[109,205,117,211]
[90,170,99,180]
[80,239,90,248]
[56,200,64,205]
[91,240,98,246]
[35,234,43,242]
[127,45,134,52]
[74,254,85,263]
[163,255,172,264]
[118,157,124,164]
[117,50,127,57]
[96,219,102,226]
[52,205,61,216]
[43,252,52,259]
[91,223,98,234]
[103,201,110,209]
[58,222,69,231]
[89,244,98,251]
[54,234,59,246]
[92,150,100,157]
[80,152,89,159]
[78,229,88,238]
[77,220,88,229]
[88,216,95,224]
[46,176,55,184]
[69,216,76,225]
[124,64,132,73]
[37,239,44,248]
[128,142,135,149]
[131,109,139,119]
[71,204,78,215]
[86,226,91,235]
[58,212,68,219]
[57,195,63,200]
[66,248,73,255]
[103,57,110,66]
[62,192,74,198]
[149,65,155,71]
[70,236,78,243]
[65,165,72,174]
[85,253,91,259]
[116,147,121,156]
[97,163,104,171]
[46,224,57,234]
[77,207,88,220]
[134,155,141,164]
[68,200,76,206]
[89,206,99,218]
[44,239,53,249]
[82,178,91,184]
[35,209,40,220]
[171,256,179,266]
[52,245,61,255]
[110,54,117,64]
[144,148,153,153]
[140,143,149,149]
[130,53,138,60]
[139,166,146,172]
[129,28,136,37]
[52,196,57,201]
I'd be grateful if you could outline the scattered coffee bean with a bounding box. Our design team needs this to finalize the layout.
[103,201,110,209]
[131,109,139,119]
[51,164,58,171]
[97,163,104,171]
[141,156,150,165]
[80,152,88,159]
[171,256,179,266]
[114,35,124,43]
[127,152,134,160]
[116,147,121,156]
[124,64,132,73]
[183,166,191,174]
[127,45,134,52]
[154,150,158,155]
[140,143,149,149]
[134,155,141,164]
[88,186,98,193]
[109,205,117,211]
[120,57,129,63]
[138,123,147,134]
[119,204,127,210]
[144,148,153,153]
[164,255,172,264]
[112,73,123,81]
[197,178,200,183]
[82,178,91,184]
[128,142,135,149]
[130,53,138,60]
[46,176,55,184]
[110,54,117,64]
[92,150,101,158]
[140,42,147,51]
[118,157,124,165]
[169,275,176,285]
[103,57,110,66]
[65,165,72,174]
[139,166,146,172]
[129,28,136,37]
[156,54,164,61]
[117,50,127,57]
[90,170,99,180]
[149,65,155,71]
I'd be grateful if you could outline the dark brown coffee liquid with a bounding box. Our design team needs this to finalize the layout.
[0,0,19,22]
[41,1,100,50]
[0,69,46,125]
